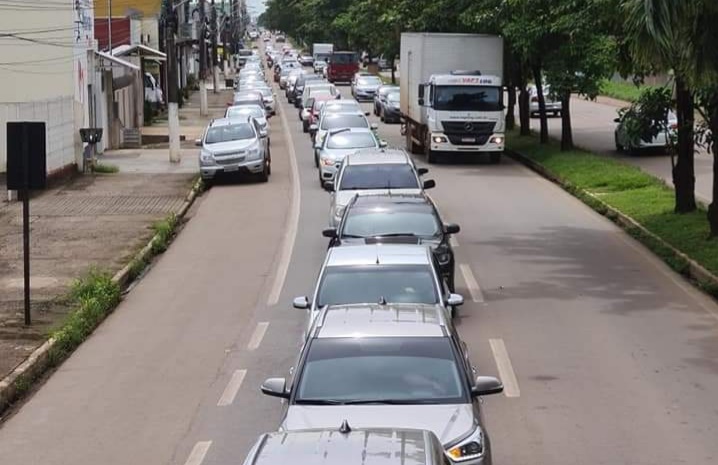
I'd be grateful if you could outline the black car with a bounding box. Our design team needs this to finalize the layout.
[380,90,401,123]
[373,84,399,116]
[324,193,459,292]
[292,74,325,107]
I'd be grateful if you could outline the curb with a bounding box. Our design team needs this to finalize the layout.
[507,149,718,292]
[0,178,203,414]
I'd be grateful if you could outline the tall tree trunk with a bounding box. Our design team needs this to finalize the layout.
[709,105,718,237]
[532,65,549,144]
[391,57,396,85]
[560,93,573,151]
[519,86,530,136]
[674,76,697,213]
[506,85,516,131]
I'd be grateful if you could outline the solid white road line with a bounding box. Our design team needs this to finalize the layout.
[450,236,459,248]
[217,369,247,407]
[489,339,521,398]
[184,441,212,465]
[247,322,269,350]
[267,98,301,306]
[459,263,484,303]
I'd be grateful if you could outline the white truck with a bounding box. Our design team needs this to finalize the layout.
[312,43,333,72]
[400,33,505,163]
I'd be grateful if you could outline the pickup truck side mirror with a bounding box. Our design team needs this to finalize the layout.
[417,167,429,176]
[422,179,436,189]
[195,139,202,147]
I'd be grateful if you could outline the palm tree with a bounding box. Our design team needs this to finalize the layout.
[623,0,697,213]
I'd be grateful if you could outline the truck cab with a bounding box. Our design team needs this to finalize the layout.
[326,51,359,83]
[417,71,505,163]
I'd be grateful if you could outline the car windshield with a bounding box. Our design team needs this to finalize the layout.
[358,77,382,86]
[326,132,377,149]
[339,165,419,190]
[295,337,465,404]
[317,265,438,306]
[330,53,357,64]
[205,124,255,144]
[324,102,361,113]
[387,92,400,102]
[433,86,503,112]
[343,207,440,238]
[226,106,264,119]
[322,115,369,130]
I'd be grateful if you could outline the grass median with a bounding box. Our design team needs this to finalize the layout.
[508,132,718,292]
[598,79,652,103]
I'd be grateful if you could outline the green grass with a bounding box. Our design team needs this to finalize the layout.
[50,269,121,360]
[151,213,179,255]
[94,163,119,174]
[598,79,655,103]
[508,132,718,285]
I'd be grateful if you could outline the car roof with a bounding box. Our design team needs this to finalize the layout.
[344,150,411,165]
[325,244,431,267]
[209,117,252,127]
[248,428,442,465]
[315,303,448,338]
[351,193,430,208]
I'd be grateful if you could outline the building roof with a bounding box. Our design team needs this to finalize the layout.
[112,44,166,61]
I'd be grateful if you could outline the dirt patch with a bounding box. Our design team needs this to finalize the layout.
[0,172,194,378]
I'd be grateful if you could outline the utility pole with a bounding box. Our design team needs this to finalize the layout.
[107,0,112,52]
[165,0,181,163]
[199,0,208,115]
[211,0,220,93]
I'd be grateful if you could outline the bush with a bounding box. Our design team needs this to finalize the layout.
[151,213,179,255]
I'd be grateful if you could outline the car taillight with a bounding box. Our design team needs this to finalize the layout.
[531,97,539,102]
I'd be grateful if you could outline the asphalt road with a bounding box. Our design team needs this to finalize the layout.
[1,50,718,465]
[537,96,714,204]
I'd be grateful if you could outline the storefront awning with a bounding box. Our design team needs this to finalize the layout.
[112,44,167,61]
[96,51,140,71]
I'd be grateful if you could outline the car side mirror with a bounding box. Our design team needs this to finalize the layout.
[471,376,503,397]
[444,223,460,234]
[322,227,337,238]
[447,293,464,307]
[261,377,290,399]
[260,132,268,139]
[195,139,202,147]
[422,179,436,189]
[365,111,370,116]
[613,117,621,123]
[309,124,318,132]
[417,167,429,176]
[323,181,335,192]
[293,296,310,309]
[379,140,388,148]
[371,123,379,130]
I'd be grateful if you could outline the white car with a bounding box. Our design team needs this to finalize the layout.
[528,85,562,117]
[316,128,385,187]
[326,148,434,226]
[311,110,376,161]
[614,110,677,154]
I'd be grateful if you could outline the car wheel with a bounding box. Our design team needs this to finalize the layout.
[314,151,319,168]
[302,120,308,133]
[425,133,438,164]
[258,162,269,182]
[201,177,213,188]
[614,132,623,152]
[267,148,272,175]
[318,171,324,187]
[374,104,378,116]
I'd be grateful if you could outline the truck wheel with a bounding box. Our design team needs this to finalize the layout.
[425,133,438,164]
[405,126,422,154]
[489,152,502,164]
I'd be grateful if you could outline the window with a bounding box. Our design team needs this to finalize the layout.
[317,265,438,306]
[339,165,419,190]
[330,52,357,64]
[342,209,440,239]
[433,86,503,112]
[321,115,369,131]
[226,106,264,119]
[387,92,400,103]
[326,132,377,149]
[358,77,382,86]
[205,124,255,144]
[295,337,466,404]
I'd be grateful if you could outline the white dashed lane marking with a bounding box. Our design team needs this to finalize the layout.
[459,263,484,303]
[184,441,212,465]
[247,322,269,351]
[217,370,247,407]
[489,338,521,398]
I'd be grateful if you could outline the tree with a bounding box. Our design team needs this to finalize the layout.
[624,0,698,213]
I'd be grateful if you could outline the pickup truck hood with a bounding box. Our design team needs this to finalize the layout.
[282,404,475,445]
[205,139,257,156]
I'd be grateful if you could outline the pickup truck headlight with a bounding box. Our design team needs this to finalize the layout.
[246,145,262,161]
[320,155,335,166]
[446,426,485,462]
[200,150,215,164]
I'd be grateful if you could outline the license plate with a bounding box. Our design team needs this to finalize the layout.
[224,165,239,172]
[461,137,475,143]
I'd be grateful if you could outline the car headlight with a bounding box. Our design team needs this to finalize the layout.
[437,251,451,265]
[446,426,485,462]
[433,134,448,143]
[320,156,335,166]
[200,150,214,164]
[334,205,346,220]
[489,135,504,145]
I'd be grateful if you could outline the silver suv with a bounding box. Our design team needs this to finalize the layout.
[197,116,271,183]
[261,303,503,465]
[292,243,464,328]
[243,427,449,465]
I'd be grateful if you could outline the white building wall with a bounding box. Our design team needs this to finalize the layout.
[0,1,94,175]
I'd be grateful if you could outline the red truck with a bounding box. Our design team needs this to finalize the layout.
[326,51,359,83]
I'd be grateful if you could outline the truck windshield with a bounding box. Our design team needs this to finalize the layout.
[433,86,502,112]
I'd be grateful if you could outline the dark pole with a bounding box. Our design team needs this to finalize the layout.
[199,0,207,79]
[166,5,178,104]
[211,0,218,71]
[21,125,31,325]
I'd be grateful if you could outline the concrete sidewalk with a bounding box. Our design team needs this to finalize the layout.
[0,88,231,380]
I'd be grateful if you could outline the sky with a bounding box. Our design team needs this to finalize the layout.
[246,0,266,18]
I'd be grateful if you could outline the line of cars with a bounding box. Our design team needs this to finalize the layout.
[232,36,507,465]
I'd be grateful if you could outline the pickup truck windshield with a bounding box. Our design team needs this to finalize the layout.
[433,86,502,112]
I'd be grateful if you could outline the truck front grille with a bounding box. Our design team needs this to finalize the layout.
[441,121,496,135]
